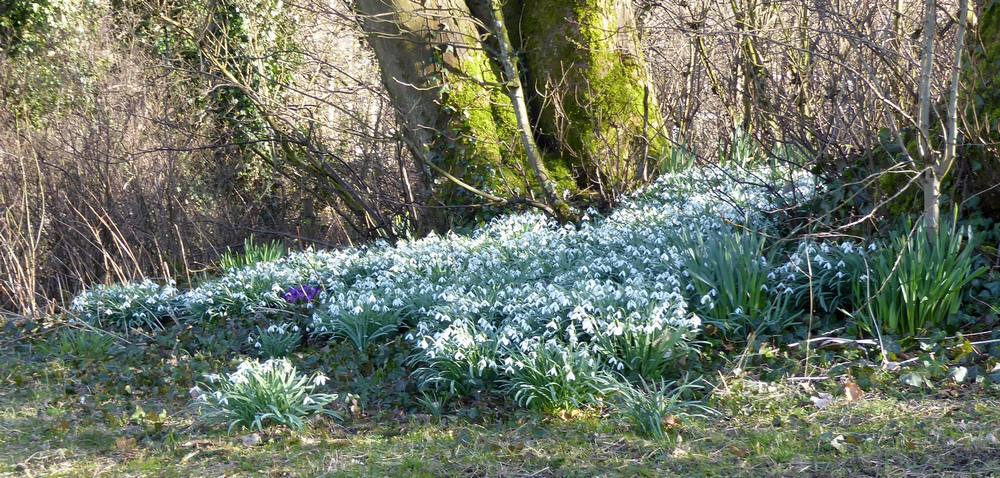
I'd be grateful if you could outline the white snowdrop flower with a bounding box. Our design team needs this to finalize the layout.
[700,294,712,305]
[312,373,329,386]
[733,307,743,315]
[303,396,315,405]
[254,341,261,348]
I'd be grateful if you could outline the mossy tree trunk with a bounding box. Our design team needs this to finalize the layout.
[506,0,669,199]
[355,0,668,219]
[354,0,529,224]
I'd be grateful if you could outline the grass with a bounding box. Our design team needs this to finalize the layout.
[2,340,999,477]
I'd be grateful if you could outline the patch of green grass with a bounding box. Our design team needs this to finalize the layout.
[2,340,1000,477]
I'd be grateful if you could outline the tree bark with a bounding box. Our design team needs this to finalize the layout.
[507,0,669,199]
[916,0,938,231]
[354,0,528,217]
[355,0,668,216]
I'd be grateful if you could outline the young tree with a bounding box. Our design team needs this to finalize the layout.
[917,0,972,233]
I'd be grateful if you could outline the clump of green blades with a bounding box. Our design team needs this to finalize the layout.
[858,221,985,337]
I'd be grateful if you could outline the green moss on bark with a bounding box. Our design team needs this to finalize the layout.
[513,0,669,190]
[433,47,517,203]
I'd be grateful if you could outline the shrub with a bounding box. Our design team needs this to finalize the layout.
[854,222,985,337]
[610,377,714,439]
[70,279,178,332]
[192,358,339,433]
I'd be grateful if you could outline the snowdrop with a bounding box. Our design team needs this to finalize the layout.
[78,165,817,405]
[193,358,338,432]
[70,279,178,332]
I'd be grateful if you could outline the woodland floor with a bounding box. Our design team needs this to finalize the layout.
[1,341,999,477]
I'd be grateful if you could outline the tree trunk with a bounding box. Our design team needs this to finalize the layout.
[915,0,938,230]
[507,0,669,199]
[354,0,528,219]
[355,0,667,217]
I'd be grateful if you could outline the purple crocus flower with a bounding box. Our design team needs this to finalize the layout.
[282,284,320,304]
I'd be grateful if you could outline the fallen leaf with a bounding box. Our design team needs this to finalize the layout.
[952,366,969,383]
[844,381,864,402]
[810,392,834,410]
[661,415,681,430]
[180,450,201,464]
[115,437,136,451]
[726,445,750,458]
[241,433,262,447]
[181,439,215,448]
[830,434,847,452]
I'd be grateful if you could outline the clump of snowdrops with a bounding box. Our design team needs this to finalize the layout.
[248,322,303,359]
[70,279,179,332]
[77,165,837,411]
[191,358,339,433]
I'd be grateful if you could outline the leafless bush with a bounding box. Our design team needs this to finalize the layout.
[0,2,417,316]
[1,0,994,316]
